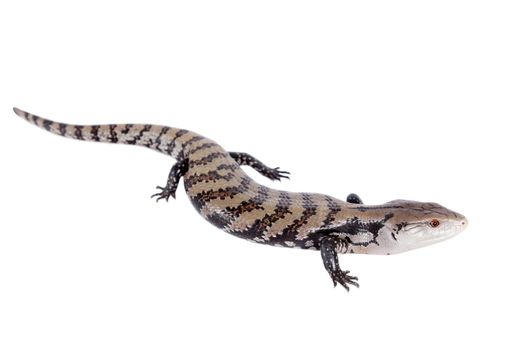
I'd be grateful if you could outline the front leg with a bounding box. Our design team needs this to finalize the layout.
[151,159,189,202]
[229,152,290,181]
[320,236,359,291]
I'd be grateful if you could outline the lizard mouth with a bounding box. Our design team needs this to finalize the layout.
[399,219,467,249]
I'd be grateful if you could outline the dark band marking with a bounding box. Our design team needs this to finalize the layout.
[189,152,228,167]
[290,194,317,231]
[323,196,342,226]
[90,125,100,141]
[121,124,133,135]
[191,176,250,202]
[174,129,189,139]
[109,124,118,143]
[139,124,153,144]
[224,185,270,218]
[154,126,170,151]
[225,200,265,218]
[216,163,239,172]
[259,193,318,245]
[188,142,218,155]
[189,176,252,211]
[42,119,53,131]
[166,129,189,155]
[184,170,237,188]
[58,123,67,136]
[126,124,152,145]
[182,135,205,150]
[243,191,293,239]
[74,126,83,140]
[166,137,178,154]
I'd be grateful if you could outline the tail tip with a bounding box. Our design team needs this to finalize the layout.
[13,107,25,117]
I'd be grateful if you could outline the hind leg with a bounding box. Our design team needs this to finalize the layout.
[229,152,290,181]
[151,159,189,202]
[346,193,363,204]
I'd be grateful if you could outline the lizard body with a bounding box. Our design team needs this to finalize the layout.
[13,108,468,290]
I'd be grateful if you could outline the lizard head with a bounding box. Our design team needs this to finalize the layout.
[380,200,468,254]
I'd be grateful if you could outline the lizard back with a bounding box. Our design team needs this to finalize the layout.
[13,107,351,251]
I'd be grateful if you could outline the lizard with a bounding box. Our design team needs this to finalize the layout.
[12,107,468,291]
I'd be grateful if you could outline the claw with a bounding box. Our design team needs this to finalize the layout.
[151,185,176,202]
[268,167,291,181]
[331,270,360,291]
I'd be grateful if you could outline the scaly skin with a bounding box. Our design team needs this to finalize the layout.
[13,108,468,291]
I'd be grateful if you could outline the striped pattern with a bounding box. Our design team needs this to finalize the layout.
[13,108,198,161]
[14,108,364,250]
[13,107,466,256]
[14,108,469,291]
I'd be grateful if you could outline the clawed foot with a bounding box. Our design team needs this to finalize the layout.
[266,167,290,181]
[330,270,360,291]
[151,185,176,202]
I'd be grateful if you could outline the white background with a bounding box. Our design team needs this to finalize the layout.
[1,1,524,349]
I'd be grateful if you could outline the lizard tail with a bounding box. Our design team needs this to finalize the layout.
[13,107,201,159]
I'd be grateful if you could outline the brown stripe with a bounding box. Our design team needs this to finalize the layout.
[188,152,228,167]
[296,194,330,238]
[181,135,205,149]
[166,129,188,155]
[135,124,152,145]
[185,170,237,189]
[188,172,246,198]
[154,126,170,151]
[216,163,239,172]
[191,176,252,215]
[188,142,219,155]
[193,172,258,212]
[322,196,342,227]
[191,176,250,203]
[264,192,306,238]
[224,185,270,218]
[248,191,292,238]
[227,187,277,232]
[281,193,318,238]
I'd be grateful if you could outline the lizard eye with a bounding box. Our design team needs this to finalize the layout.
[430,219,440,228]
